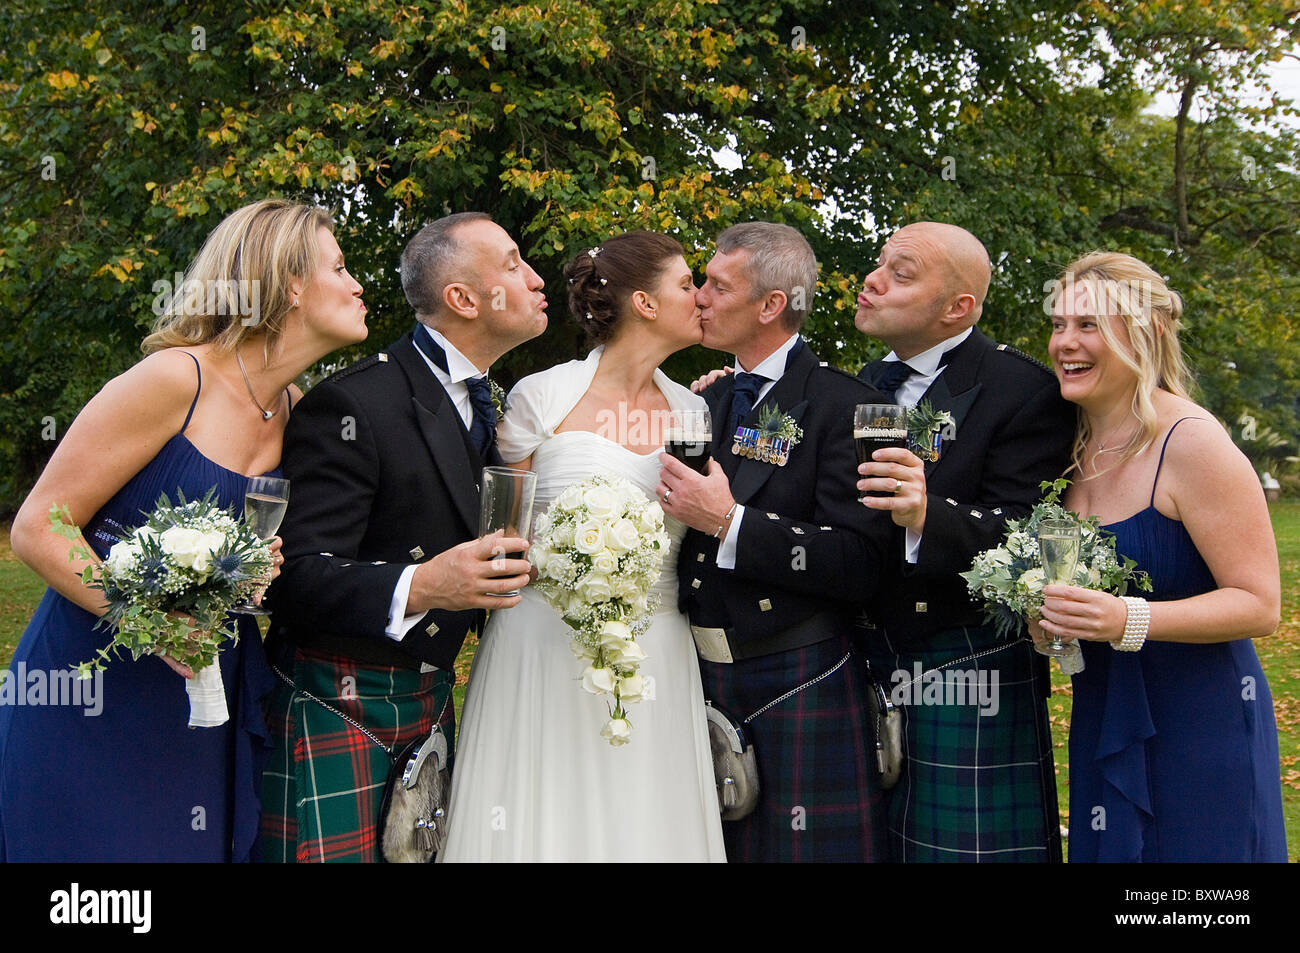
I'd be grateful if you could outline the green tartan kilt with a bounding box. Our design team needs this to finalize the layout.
[260,647,455,863]
[865,625,1062,863]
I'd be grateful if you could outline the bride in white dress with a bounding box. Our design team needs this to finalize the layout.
[440,232,727,862]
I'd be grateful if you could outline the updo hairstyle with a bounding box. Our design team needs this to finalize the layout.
[564,231,685,345]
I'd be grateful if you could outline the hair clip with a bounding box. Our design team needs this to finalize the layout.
[585,312,594,323]
[588,247,602,259]
[599,278,607,286]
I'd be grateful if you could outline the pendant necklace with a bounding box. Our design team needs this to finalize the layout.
[236,348,279,421]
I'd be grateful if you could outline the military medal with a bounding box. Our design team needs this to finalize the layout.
[731,403,802,467]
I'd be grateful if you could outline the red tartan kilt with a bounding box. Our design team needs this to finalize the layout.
[259,647,454,863]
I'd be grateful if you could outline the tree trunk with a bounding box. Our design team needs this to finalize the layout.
[1173,74,1196,251]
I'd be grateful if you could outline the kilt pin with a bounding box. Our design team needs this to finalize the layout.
[680,338,896,862]
[858,327,1075,862]
[262,331,496,862]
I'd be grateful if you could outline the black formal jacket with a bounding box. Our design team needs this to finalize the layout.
[677,340,893,652]
[266,332,499,671]
[857,326,1075,648]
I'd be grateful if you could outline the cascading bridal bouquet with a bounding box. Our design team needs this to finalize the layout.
[528,475,671,745]
[50,489,274,726]
[958,479,1152,641]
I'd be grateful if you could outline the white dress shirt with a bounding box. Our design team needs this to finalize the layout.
[715,333,802,569]
[387,327,488,642]
[878,327,972,563]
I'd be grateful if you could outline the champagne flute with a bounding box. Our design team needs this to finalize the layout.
[853,404,909,500]
[479,466,537,597]
[664,408,713,474]
[233,475,290,616]
[1035,518,1082,659]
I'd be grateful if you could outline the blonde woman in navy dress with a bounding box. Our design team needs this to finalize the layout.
[0,199,368,861]
[1036,252,1286,862]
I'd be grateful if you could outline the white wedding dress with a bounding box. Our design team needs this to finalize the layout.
[440,348,727,862]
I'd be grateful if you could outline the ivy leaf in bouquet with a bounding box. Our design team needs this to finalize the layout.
[528,474,671,745]
[958,479,1153,641]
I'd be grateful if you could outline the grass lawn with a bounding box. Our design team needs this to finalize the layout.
[3,506,1298,861]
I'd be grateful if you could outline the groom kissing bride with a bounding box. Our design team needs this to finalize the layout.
[268,214,889,862]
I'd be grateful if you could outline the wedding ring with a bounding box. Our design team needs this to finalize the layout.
[893,479,903,494]
[662,489,672,504]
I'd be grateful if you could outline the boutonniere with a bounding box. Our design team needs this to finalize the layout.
[907,399,954,462]
[731,403,804,466]
[488,379,508,422]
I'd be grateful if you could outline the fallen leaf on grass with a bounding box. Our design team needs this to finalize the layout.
[1272,693,1300,730]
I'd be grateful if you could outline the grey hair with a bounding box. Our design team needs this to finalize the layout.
[400,211,492,318]
[715,222,819,332]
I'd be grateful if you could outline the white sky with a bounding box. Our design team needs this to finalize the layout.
[1148,49,1300,125]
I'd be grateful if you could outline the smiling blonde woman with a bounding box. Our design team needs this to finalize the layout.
[1038,251,1286,862]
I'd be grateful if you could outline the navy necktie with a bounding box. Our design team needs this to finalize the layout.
[728,372,768,434]
[465,375,496,458]
[414,323,496,457]
[874,360,914,403]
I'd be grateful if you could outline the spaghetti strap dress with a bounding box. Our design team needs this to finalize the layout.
[0,353,277,861]
[1066,418,1288,862]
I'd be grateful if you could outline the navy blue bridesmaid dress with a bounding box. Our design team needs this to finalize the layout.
[0,355,276,861]
[1067,419,1288,862]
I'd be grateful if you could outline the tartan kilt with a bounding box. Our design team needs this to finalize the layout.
[864,624,1061,863]
[700,632,886,862]
[259,647,455,863]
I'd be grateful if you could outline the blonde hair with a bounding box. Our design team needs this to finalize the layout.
[1055,251,1193,476]
[142,199,334,355]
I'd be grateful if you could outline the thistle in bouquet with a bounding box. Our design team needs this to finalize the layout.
[528,475,671,745]
[958,479,1152,641]
[49,489,274,679]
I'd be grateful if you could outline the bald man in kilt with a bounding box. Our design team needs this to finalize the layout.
[852,222,1073,862]
[660,223,892,862]
[260,213,546,861]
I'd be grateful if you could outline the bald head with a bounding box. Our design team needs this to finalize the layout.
[854,221,993,358]
[894,222,990,322]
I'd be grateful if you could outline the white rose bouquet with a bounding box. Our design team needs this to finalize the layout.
[50,490,273,692]
[958,479,1151,640]
[529,475,671,745]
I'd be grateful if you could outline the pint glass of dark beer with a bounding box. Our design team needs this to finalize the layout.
[664,408,713,474]
[853,404,908,499]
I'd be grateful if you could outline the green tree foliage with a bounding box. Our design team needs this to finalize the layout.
[1,0,1297,511]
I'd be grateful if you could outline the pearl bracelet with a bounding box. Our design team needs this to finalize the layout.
[1114,596,1149,652]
